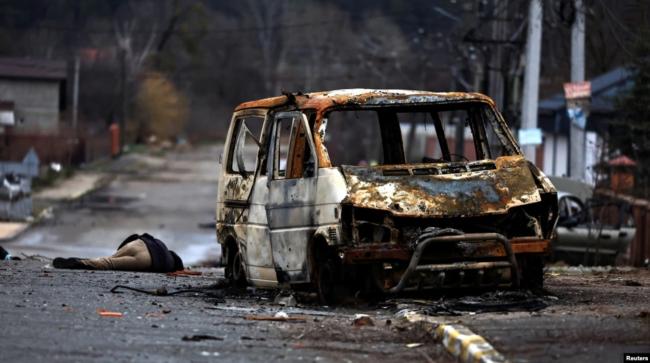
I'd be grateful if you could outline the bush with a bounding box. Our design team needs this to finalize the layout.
[134,72,188,142]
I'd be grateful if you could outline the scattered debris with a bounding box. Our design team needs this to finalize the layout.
[547,265,635,274]
[182,335,223,342]
[244,313,306,322]
[111,284,224,298]
[97,309,123,318]
[166,270,202,277]
[391,290,551,316]
[19,254,51,262]
[352,314,374,326]
[274,292,297,307]
[0,246,20,261]
[449,290,548,313]
[406,343,423,348]
[624,280,642,286]
[144,312,165,319]
[240,336,266,341]
[200,351,220,357]
[274,311,289,319]
[198,222,216,229]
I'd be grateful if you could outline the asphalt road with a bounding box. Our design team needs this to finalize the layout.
[6,145,223,266]
[0,260,451,363]
[0,260,648,362]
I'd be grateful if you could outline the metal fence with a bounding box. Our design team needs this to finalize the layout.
[1,127,110,166]
[596,189,650,267]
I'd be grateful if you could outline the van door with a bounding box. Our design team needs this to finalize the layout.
[266,111,319,284]
[219,109,277,286]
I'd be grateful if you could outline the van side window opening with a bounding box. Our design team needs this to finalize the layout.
[273,114,317,179]
[321,103,515,166]
[273,116,295,179]
[227,116,264,175]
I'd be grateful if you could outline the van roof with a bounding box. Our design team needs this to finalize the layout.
[234,89,495,113]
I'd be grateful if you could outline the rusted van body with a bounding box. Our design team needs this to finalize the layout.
[217,89,558,301]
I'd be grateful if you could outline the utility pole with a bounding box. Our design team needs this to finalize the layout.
[120,48,127,150]
[569,0,586,180]
[488,0,507,110]
[520,0,543,161]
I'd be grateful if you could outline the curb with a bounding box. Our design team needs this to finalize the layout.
[398,310,508,363]
[0,222,30,242]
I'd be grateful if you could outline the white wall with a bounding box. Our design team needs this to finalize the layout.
[0,79,61,133]
[542,132,568,177]
[584,131,601,185]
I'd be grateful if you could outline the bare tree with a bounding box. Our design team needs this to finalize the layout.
[244,0,288,96]
[112,3,158,142]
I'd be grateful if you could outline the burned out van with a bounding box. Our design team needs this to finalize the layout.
[216,89,558,303]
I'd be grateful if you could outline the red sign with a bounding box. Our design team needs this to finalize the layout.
[563,81,591,100]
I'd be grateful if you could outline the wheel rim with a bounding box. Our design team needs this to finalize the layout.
[232,251,245,283]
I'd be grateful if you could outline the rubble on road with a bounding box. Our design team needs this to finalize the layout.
[97,309,123,318]
[181,335,223,342]
[274,292,298,307]
[387,289,550,316]
[352,314,375,326]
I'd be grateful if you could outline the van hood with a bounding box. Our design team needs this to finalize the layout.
[340,156,541,218]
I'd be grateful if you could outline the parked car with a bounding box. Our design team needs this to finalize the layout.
[0,174,26,200]
[552,192,635,265]
[216,89,558,303]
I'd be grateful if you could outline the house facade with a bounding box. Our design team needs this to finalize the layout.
[0,58,67,134]
[537,67,633,184]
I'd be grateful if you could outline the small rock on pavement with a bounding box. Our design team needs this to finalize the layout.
[352,314,374,327]
[274,293,297,307]
[274,311,289,319]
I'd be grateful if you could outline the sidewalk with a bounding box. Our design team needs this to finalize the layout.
[0,172,109,241]
[33,172,108,201]
[0,221,29,241]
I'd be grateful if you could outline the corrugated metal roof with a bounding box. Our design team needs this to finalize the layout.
[0,57,66,81]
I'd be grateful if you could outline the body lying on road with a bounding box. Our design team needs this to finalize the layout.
[53,233,183,272]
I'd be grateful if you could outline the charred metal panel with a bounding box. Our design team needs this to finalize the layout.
[216,109,278,287]
[340,155,541,218]
[266,111,320,284]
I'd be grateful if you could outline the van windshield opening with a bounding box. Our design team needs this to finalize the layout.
[320,102,516,167]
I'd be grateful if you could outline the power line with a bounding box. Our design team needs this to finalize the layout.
[596,0,648,45]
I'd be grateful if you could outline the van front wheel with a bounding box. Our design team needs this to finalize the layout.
[226,243,246,287]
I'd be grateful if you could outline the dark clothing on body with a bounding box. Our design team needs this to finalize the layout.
[119,233,184,272]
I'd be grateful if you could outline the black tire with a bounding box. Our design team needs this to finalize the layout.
[518,254,544,289]
[316,260,338,305]
[225,243,247,287]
